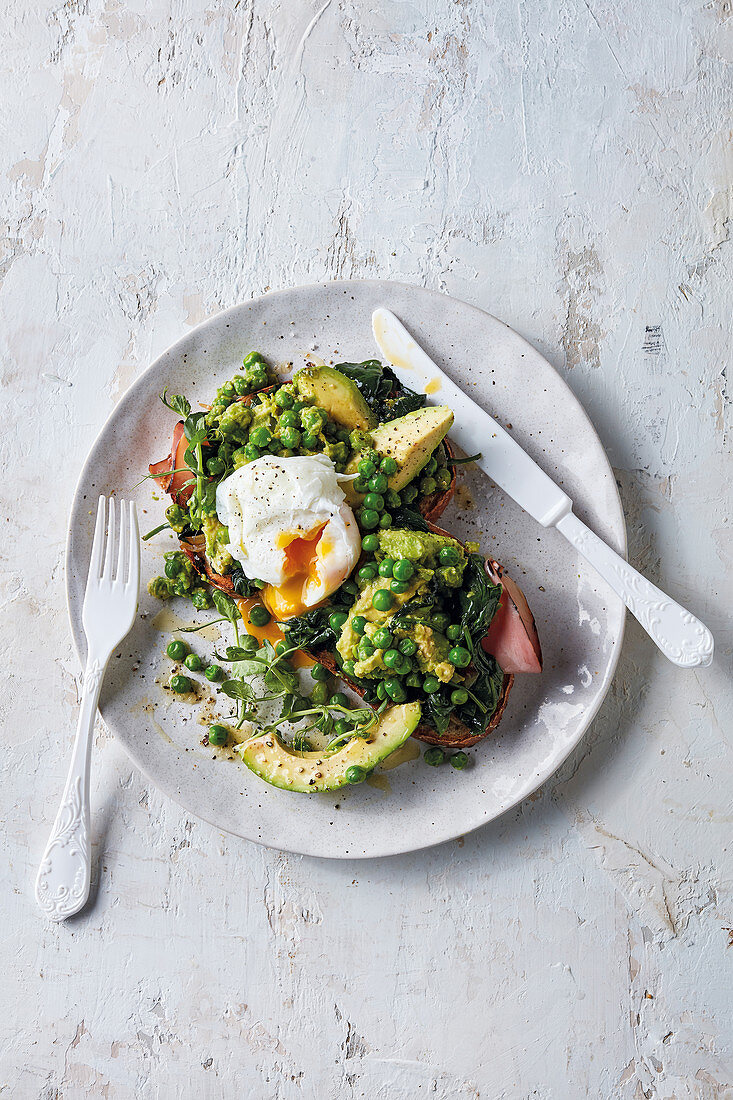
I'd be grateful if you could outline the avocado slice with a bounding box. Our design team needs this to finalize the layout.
[237,702,421,792]
[294,365,375,430]
[343,405,454,505]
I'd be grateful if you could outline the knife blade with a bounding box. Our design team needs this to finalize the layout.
[372,307,714,668]
[372,307,571,527]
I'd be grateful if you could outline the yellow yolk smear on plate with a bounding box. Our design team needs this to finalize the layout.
[237,596,314,669]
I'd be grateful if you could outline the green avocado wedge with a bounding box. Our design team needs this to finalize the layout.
[293,364,375,430]
[343,405,454,505]
[237,702,421,793]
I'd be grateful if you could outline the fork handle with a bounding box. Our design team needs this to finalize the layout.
[556,511,714,668]
[35,652,107,921]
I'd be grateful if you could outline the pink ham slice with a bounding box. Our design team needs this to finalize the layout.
[482,560,542,674]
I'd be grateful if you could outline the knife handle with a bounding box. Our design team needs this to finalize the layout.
[556,511,714,668]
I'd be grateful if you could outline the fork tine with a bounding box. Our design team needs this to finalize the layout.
[116,499,128,582]
[102,497,116,580]
[89,496,107,580]
[128,501,140,591]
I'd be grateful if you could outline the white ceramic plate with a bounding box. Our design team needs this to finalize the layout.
[67,281,626,858]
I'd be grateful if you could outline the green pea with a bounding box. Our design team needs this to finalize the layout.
[311,681,330,705]
[166,639,188,661]
[378,558,395,578]
[358,564,378,583]
[345,765,366,785]
[333,718,351,737]
[401,483,418,503]
[191,587,212,610]
[279,409,298,428]
[249,426,272,448]
[423,675,441,693]
[341,580,360,597]
[170,674,192,694]
[363,492,384,512]
[244,442,260,461]
[384,678,407,702]
[436,468,452,490]
[450,751,469,770]
[451,687,469,705]
[425,456,438,476]
[383,648,401,669]
[385,488,401,509]
[372,589,394,612]
[164,558,181,579]
[206,455,225,476]
[281,427,301,449]
[405,672,422,689]
[380,455,398,475]
[390,579,410,593]
[342,660,356,677]
[420,476,437,495]
[274,389,293,408]
[379,513,392,529]
[205,664,224,682]
[376,681,388,700]
[439,546,461,566]
[398,638,417,656]
[350,615,366,635]
[353,477,370,494]
[392,559,414,582]
[358,458,376,477]
[302,432,319,450]
[398,656,413,676]
[329,611,349,632]
[357,636,375,656]
[208,724,228,746]
[424,747,445,766]
[361,534,379,553]
[446,624,463,642]
[243,351,266,368]
[329,692,348,708]
[368,473,388,493]
[449,646,471,668]
[372,627,392,649]
[221,381,235,396]
[184,653,203,672]
[310,663,328,681]
[359,508,379,530]
[249,604,271,627]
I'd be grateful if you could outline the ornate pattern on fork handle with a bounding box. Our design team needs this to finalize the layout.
[35,659,103,921]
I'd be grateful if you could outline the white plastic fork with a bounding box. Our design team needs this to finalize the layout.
[36,496,140,922]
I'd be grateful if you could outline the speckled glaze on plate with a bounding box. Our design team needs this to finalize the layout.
[66,281,626,859]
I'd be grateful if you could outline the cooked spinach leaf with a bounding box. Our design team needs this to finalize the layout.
[458,554,502,640]
[282,607,338,651]
[455,648,505,738]
[424,692,453,736]
[334,359,426,423]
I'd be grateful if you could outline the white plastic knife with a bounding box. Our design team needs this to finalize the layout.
[372,307,714,669]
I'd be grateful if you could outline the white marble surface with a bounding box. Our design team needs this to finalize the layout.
[2,2,731,1096]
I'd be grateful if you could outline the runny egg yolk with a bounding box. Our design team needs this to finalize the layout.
[261,525,328,619]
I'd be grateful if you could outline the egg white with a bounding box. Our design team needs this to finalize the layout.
[215,454,361,619]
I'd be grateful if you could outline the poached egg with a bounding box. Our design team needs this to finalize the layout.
[215,454,361,619]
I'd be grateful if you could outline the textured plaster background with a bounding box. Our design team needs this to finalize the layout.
[1,1,732,1097]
